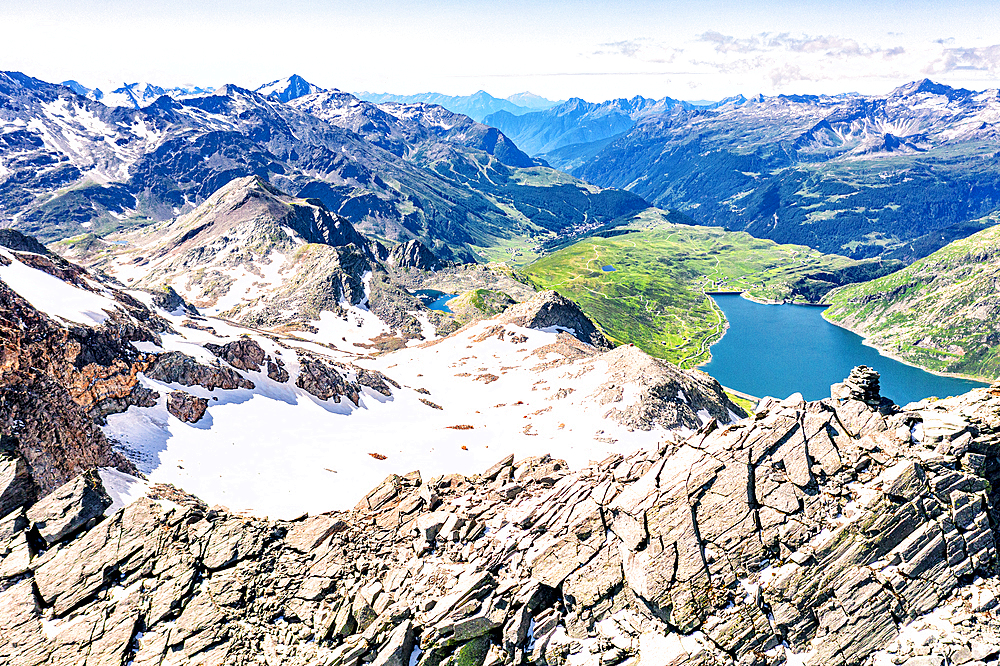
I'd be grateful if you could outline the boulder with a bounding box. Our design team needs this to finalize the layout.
[166,390,209,423]
[0,450,37,519]
[370,619,415,666]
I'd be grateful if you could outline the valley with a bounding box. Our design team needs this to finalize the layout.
[3,62,1000,666]
[521,209,899,367]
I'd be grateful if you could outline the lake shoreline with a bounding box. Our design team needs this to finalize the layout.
[705,291,992,386]
[820,312,996,385]
[700,293,987,405]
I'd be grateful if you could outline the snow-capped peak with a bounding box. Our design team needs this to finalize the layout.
[254,74,330,103]
[60,79,214,108]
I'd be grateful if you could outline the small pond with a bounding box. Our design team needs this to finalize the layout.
[412,289,457,313]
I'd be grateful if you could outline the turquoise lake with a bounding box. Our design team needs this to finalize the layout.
[701,294,987,406]
[412,289,457,313]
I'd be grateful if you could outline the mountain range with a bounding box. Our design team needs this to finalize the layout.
[484,94,733,158]
[490,80,1000,261]
[0,71,645,263]
[357,90,561,122]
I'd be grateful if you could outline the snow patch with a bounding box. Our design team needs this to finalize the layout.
[0,249,117,325]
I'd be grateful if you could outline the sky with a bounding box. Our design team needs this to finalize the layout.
[2,0,999,103]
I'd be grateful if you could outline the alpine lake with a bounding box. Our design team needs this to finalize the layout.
[702,294,988,406]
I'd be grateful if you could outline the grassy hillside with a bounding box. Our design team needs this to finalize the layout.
[522,209,894,367]
[824,217,1000,380]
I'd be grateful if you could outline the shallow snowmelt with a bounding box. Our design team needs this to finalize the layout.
[104,317,671,519]
[0,249,118,325]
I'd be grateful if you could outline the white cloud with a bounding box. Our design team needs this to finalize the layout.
[582,31,1000,97]
[593,38,682,64]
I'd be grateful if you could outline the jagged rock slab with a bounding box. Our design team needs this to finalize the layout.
[4,372,998,666]
[25,469,112,545]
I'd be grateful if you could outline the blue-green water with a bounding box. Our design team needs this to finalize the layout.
[413,289,457,313]
[702,294,987,406]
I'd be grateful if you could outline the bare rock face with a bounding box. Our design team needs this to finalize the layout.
[499,290,612,349]
[166,390,209,423]
[388,239,442,271]
[205,338,267,372]
[146,351,255,390]
[25,469,111,545]
[0,449,37,518]
[0,270,143,494]
[2,376,999,666]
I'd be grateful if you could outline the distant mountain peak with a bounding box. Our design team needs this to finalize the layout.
[505,91,561,110]
[892,78,969,98]
[255,75,328,103]
[58,78,213,107]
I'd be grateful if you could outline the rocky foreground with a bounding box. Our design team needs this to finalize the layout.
[3,369,1000,666]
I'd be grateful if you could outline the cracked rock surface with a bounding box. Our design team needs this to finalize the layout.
[2,375,1000,666]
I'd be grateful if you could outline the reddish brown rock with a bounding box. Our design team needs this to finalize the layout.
[205,338,267,372]
[167,391,209,423]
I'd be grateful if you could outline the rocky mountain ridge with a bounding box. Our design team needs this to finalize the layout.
[0,70,647,263]
[3,367,1000,666]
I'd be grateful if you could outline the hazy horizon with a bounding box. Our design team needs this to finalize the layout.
[3,0,999,103]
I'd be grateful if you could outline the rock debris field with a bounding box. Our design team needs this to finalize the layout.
[4,369,1000,666]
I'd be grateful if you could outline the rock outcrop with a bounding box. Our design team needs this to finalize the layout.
[3,372,1000,666]
[499,290,612,349]
[594,343,744,430]
[1,245,155,494]
[295,354,399,405]
[145,351,255,391]
[148,284,198,315]
[205,338,268,372]
[388,239,442,271]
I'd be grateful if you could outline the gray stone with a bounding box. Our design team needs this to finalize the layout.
[371,619,415,666]
[26,469,111,545]
[0,452,36,519]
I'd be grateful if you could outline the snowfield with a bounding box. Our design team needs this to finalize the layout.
[101,310,674,519]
